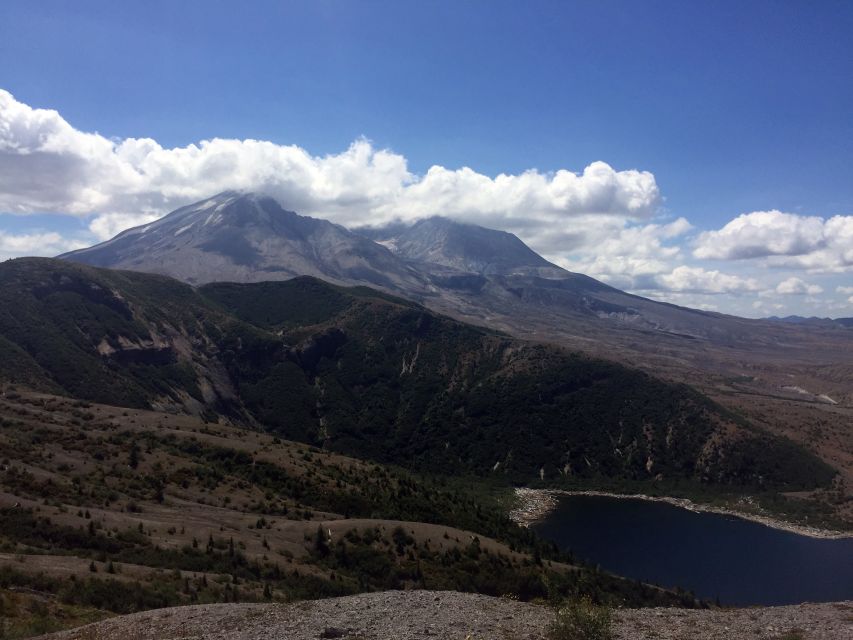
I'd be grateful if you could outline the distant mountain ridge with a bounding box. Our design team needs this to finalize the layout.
[766,315,853,328]
[359,215,559,276]
[43,193,853,535]
[59,192,730,340]
[60,193,853,409]
[62,191,429,293]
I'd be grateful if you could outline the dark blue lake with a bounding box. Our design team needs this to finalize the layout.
[532,495,853,606]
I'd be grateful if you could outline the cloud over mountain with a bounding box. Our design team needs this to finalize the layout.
[694,210,853,273]
[1,89,851,317]
[656,266,760,295]
[0,231,85,257]
[0,89,660,241]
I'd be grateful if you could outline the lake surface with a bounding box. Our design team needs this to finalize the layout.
[532,495,853,606]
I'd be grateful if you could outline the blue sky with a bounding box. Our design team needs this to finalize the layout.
[1,1,852,316]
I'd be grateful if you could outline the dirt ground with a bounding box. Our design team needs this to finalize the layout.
[37,590,853,640]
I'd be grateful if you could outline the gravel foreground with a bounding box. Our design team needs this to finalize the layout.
[38,591,853,640]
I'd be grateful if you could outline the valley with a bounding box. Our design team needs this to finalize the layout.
[0,198,848,637]
[0,255,847,635]
[3,4,852,637]
[58,192,853,521]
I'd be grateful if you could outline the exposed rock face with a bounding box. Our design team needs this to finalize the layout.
[37,591,853,640]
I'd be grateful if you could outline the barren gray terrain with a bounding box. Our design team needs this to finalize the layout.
[38,591,853,640]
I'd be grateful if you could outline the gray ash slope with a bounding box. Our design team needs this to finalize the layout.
[360,215,559,276]
[61,192,428,294]
[358,214,734,341]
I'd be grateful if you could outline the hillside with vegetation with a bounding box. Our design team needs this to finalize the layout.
[0,258,835,494]
[0,258,846,636]
[0,388,692,637]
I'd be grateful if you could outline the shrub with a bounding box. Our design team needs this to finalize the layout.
[548,596,613,640]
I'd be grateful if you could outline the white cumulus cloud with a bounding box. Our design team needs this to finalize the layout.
[88,213,161,241]
[3,89,852,317]
[548,217,692,286]
[693,210,826,260]
[655,266,760,294]
[0,231,87,260]
[0,89,661,239]
[775,277,824,296]
[694,210,853,273]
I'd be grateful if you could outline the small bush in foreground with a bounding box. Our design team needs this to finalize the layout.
[548,596,614,640]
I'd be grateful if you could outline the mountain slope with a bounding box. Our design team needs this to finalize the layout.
[54,195,853,504]
[61,193,852,352]
[361,215,558,276]
[361,216,826,348]
[0,258,835,493]
[2,388,695,636]
[62,193,853,358]
[356,212,853,493]
[60,192,428,293]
